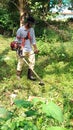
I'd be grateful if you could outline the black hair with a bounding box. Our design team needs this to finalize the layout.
[26,16,35,24]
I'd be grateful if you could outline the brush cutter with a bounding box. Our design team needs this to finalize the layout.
[17,47,44,86]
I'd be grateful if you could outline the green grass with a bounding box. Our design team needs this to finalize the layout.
[0,22,73,130]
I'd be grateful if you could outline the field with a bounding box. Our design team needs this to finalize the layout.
[0,21,73,130]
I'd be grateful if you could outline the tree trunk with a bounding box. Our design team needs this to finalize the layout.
[18,0,26,26]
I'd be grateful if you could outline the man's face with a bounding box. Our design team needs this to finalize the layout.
[28,23,33,28]
[25,22,34,29]
[27,21,35,28]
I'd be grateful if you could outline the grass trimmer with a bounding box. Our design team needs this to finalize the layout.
[22,57,45,86]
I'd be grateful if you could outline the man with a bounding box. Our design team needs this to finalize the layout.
[16,16,39,80]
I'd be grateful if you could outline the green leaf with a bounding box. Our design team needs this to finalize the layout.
[42,102,63,122]
[0,107,13,120]
[47,126,69,130]
[25,109,38,117]
[14,99,33,108]
[23,121,38,130]
[0,107,7,118]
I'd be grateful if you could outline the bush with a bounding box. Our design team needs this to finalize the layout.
[0,8,19,36]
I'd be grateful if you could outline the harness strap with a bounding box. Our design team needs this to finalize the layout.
[17,31,31,48]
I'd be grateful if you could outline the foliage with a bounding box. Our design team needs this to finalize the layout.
[14,99,33,108]
[47,127,68,130]
[42,101,63,123]
[0,99,64,130]
[0,8,19,36]
[0,0,73,36]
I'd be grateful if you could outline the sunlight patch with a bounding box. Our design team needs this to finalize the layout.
[4,56,10,61]
[0,56,10,61]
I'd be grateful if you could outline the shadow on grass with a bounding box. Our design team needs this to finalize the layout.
[35,53,73,79]
[46,57,73,76]
[0,48,73,82]
[0,48,12,81]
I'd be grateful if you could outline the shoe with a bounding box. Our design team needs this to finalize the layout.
[27,69,36,81]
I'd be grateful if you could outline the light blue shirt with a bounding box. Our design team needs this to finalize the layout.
[16,26,36,52]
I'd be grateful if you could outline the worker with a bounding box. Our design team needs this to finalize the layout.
[16,16,39,80]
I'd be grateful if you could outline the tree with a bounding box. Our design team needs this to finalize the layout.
[18,0,28,26]
[0,0,29,26]
[70,0,73,8]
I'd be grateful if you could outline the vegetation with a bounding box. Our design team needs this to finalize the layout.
[0,0,73,130]
[0,20,73,130]
[0,0,73,34]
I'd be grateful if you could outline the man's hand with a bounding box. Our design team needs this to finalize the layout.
[33,44,39,54]
[34,49,39,54]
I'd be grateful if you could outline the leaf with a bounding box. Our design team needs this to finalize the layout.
[0,107,7,118]
[25,109,38,117]
[23,121,38,130]
[0,107,13,120]
[47,126,69,130]
[42,102,63,123]
[14,99,33,108]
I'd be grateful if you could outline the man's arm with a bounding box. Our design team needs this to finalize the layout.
[30,28,39,53]
[33,44,39,54]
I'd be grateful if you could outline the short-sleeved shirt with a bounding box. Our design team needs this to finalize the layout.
[15,26,36,52]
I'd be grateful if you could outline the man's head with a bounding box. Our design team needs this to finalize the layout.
[25,16,35,29]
